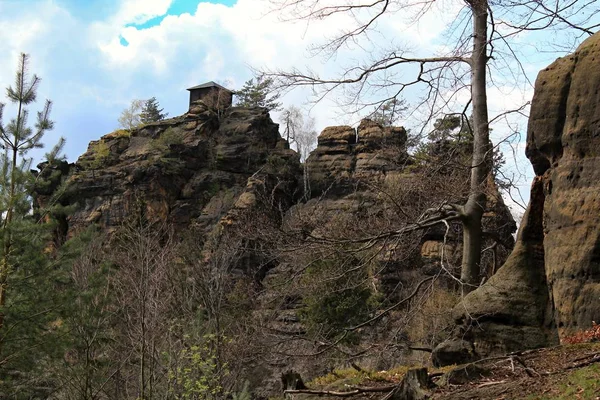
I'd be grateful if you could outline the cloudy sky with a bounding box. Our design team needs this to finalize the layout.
[0,0,594,215]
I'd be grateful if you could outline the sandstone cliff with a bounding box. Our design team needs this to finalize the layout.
[35,100,517,396]
[435,31,600,364]
[35,104,300,239]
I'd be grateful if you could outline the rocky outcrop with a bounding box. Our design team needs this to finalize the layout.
[37,105,517,395]
[35,104,299,238]
[306,119,407,195]
[435,32,600,364]
[527,32,600,338]
[433,177,558,364]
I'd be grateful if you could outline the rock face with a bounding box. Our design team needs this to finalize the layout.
[434,177,558,362]
[37,106,517,395]
[527,32,600,338]
[306,119,407,195]
[35,105,299,238]
[436,32,600,364]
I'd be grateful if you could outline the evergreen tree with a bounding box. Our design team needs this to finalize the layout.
[235,76,282,111]
[0,53,55,331]
[0,53,70,396]
[415,114,508,189]
[370,98,407,127]
[140,96,168,124]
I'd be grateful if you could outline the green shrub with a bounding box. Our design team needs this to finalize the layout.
[298,259,377,344]
[167,334,229,399]
[265,154,298,175]
[89,141,110,169]
[231,380,251,400]
[157,157,185,175]
[150,127,183,152]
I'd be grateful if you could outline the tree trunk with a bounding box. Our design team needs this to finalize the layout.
[391,368,431,400]
[461,1,491,294]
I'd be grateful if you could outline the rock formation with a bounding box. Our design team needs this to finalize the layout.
[35,102,516,396]
[434,31,600,364]
[306,119,407,195]
[527,32,600,337]
[34,104,300,239]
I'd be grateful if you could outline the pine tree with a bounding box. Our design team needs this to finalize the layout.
[370,98,407,127]
[235,76,282,111]
[0,53,55,330]
[140,97,168,124]
[0,53,68,396]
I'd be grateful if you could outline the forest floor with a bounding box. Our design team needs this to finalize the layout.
[432,342,600,399]
[286,343,600,399]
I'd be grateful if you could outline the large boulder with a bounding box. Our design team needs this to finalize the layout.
[435,31,600,364]
[527,32,600,338]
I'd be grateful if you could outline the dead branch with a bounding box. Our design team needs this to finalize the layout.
[345,276,435,331]
[565,353,600,370]
[284,384,397,397]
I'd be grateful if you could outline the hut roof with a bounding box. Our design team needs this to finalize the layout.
[186,81,232,92]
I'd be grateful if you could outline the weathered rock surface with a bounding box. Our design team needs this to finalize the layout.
[35,105,299,238]
[434,177,558,363]
[306,119,407,195]
[527,32,600,338]
[37,109,517,396]
[436,31,600,364]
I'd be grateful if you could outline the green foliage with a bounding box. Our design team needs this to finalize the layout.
[235,76,282,111]
[167,334,229,400]
[412,115,473,169]
[265,153,298,175]
[140,96,168,124]
[301,286,372,343]
[299,259,377,344]
[0,53,70,397]
[49,228,117,400]
[89,140,110,169]
[231,380,252,400]
[412,114,508,189]
[157,157,186,175]
[526,364,600,400]
[150,127,183,152]
[309,363,455,390]
[369,98,407,127]
[107,128,131,138]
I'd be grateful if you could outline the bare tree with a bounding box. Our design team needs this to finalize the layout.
[55,234,115,400]
[118,99,144,130]
[265,0,598,293]
[281,105,303,146]
[111,219,177,399]
[201,88,233,121]
[280,106,318,162]
[280,106,318,198]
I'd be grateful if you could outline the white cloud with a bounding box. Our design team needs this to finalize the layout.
[115,0,173,25]
[0,0,582,206]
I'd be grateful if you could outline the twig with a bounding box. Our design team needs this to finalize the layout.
[477,380,506,388]
[565,354,600,370]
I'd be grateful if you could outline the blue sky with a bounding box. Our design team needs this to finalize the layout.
[0,0,596,216]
